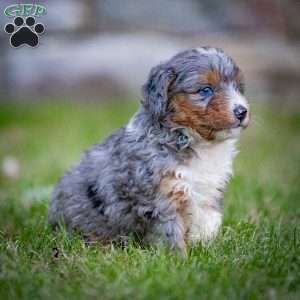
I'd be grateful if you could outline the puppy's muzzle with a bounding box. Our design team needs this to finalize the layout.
[234,105,248,123]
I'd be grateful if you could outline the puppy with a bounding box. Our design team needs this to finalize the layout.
[48,47,250,253]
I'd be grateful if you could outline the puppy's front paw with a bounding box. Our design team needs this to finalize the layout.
[188,209,223,245]
[146,217,187,255]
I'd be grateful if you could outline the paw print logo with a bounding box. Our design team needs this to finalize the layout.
[4,16,45,48]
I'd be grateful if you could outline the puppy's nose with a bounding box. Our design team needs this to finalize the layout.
[234,105,247,122]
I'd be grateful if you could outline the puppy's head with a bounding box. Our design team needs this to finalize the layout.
[142,47,250,141]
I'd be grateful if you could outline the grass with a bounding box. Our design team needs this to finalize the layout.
[0,100,299,300]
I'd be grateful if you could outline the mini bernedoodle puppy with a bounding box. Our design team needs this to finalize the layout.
[48,47,250,253]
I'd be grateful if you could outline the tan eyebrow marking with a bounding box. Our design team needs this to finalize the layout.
[200,69,221,86]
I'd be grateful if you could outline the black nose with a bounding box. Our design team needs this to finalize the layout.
[234,105,247,122]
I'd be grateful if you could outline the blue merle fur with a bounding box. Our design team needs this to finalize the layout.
[48,47,241,250]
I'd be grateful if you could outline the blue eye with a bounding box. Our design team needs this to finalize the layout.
[199,86,214,97]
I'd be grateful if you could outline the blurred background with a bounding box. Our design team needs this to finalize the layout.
[0,0,299,199]
[0,0,299,103]
[0,2,299,298]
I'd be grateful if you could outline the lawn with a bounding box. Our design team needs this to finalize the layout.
[0,100,299,300]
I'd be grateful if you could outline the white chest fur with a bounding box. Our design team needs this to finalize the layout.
[173,138,238,243]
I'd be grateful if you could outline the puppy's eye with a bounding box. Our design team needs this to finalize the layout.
[199,86,214,98]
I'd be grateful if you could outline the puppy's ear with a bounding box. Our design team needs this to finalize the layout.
[142,64,176,121]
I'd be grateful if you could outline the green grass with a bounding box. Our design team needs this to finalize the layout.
[0,100,299,300]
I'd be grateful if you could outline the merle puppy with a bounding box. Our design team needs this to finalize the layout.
[48,47,250,253]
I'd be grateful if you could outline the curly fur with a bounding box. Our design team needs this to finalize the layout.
[48,47,250,253]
